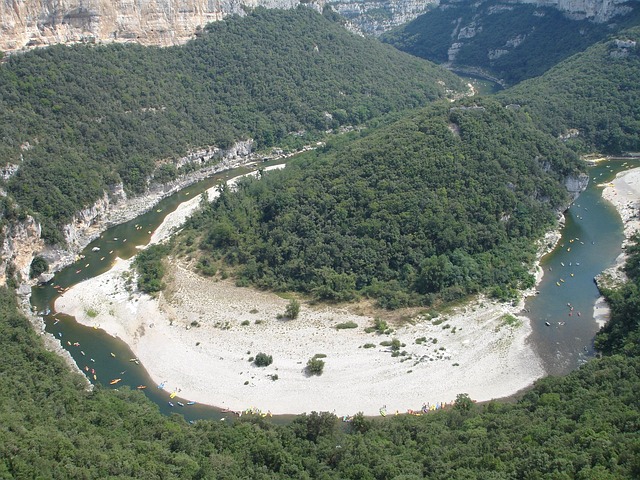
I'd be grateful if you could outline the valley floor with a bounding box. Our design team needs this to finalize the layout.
[56,257,545,416]
[56,163,640,417]
[55,164,549,415]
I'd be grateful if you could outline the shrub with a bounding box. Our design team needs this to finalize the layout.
[254,352,273,367]
[306,356,325,375]
[365,317,391,334]
[335,321,358,329]
[283,299,300,319]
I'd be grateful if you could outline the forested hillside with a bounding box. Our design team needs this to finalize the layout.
[382,0,640,86]
[498,25,640,154]
[2,237,639,478]
[0,7,464,244]
[174,99,582,308]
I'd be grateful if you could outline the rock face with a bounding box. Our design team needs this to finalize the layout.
[332,0,437,36]
[520,0,634,22]
[565,172,590,200]
[0,0,304,52]
[0,215,44,286]
[1,0,630,51]
[0,140,256,288]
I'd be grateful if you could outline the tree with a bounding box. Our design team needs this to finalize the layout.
[29,255,49,279]
[454,393,474,411]
[284,299,300,319]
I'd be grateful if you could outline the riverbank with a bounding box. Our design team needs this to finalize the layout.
[595,166,640,325]
[57,258,545,416]
[55,166,549,416]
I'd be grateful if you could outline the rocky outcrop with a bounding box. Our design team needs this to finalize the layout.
[0,215,44,286]
[520,0,634,22]
[332,0,437,36]
[0,139,257,289]
[0,0,635,52]
[565,172,590,199]
[0,0,307,52]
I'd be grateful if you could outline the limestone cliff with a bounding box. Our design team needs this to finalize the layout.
[331,0,436,36]
[0,140,256,289]
[520,0,634,22]
[0,0,305,52]
[0,214,44,285]
[2,0,631,51]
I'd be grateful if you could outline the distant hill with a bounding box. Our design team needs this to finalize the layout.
[178,98,583,308]
[498,25,640,153]
[382,0,640,86]
[0,7,464,244]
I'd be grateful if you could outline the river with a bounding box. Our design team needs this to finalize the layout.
[29,158,638,421]
[527,159,639,376]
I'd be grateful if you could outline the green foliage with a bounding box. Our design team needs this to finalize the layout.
[306,356,325,375]
[499,25,640,154]
[454,393,474,411]
[365,317,389,333]
[595,234,640,357]
[253,352,273,367]
[133,243,170,294]
[0,261,639,478]
[383,0,640,86]
[29,255,48,279]
[182,98,581,307]
[0,7,464,241]
[284,299,301,320]
[335,320,358,329]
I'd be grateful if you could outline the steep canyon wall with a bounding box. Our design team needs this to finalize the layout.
[1,0,632,52]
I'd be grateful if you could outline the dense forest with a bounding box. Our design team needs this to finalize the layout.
[1,4,640,477]
[498,25,640,154]
[382,0,640,86]
[2,236,639,477]
[171,98,582,308]
[0,7,464,243]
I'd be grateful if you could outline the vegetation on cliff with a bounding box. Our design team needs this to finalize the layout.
[2,7,640,475]
[175,98,582,308]
[0,7,464,244]
[1,235,639,477]
[498,25,640,154]
[382,0,640,86]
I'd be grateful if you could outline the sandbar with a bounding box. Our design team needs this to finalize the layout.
[56,168,547,416]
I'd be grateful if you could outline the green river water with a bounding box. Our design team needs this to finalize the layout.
[29,159,638,421]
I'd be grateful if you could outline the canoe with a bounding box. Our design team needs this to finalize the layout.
[110,378,122,385]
